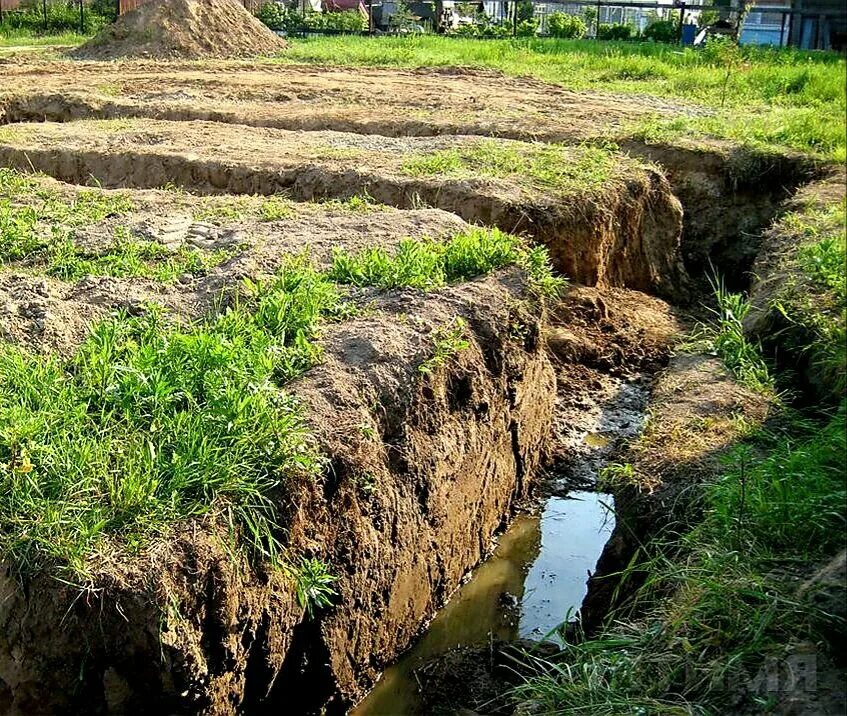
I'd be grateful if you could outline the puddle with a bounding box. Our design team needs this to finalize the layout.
[353,374,647,715]
[352,491,614,715]
[583,432,611,449]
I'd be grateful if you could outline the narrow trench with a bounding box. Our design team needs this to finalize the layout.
[0,107,820,715]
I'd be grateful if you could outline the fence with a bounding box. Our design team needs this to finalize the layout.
[0,0,115,34]
[2,0,844,49]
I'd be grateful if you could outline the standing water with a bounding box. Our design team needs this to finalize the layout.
[352,491,614,715]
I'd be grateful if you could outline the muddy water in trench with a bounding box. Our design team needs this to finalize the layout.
[353,376,649,715]
[352,491,614,716]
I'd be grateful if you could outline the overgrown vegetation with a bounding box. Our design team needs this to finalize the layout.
[681,275,773,393]
[511,402,846,713]
[0,256,350,580]
[281,36,846,160]
[328,226,564,295]
[511,254,846,712]
[0,1,111,37]
[760,198,847,399]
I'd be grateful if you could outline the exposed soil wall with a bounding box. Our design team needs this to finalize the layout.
[622,140,817,287]
[0,271,555,715]
[0,140,687,301]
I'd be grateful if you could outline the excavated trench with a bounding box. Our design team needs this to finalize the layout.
[0,105,824,716]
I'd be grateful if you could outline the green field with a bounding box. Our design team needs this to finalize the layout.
[280,36,847,161]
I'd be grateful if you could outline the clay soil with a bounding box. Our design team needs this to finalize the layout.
[0,50,831,716]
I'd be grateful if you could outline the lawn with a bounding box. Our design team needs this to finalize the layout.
[280,35,847,161]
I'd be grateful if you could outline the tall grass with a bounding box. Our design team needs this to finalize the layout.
[0,257,348,580]
[328,226,564,295]
[681,274,773,393]
[510,404,847,713]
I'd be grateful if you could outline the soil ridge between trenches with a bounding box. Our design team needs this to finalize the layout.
[0,271,555,715]
[0,141,689,302]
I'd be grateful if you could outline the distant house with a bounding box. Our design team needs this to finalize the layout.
[786,0,846,49]
[738,0,846,48]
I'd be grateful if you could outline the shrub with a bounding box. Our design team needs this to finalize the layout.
[305,9,367,33]
[257,5,367,34]
[0,1,109,35]
[257,1,287,31]
[546,12,586,39]
[642,19,677,43]
[516,18,539,37]
[597,23,633,40]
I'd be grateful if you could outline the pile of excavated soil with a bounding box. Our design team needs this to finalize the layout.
[71,0,287,60]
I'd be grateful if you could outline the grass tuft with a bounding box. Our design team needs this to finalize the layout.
[0,256,349,580]
[328,226,564,295]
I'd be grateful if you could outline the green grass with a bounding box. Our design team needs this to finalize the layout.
[0,256,350,580]
[768,200,846,398]
[328,226,564,295]
[510,403,847,714]
[0,169,229,281]
[0,31,89,47]
[419,317,471,375]
[280,36,846,161]
[0,222,556,579]
[402,141,617,193]
[680,275,773,393]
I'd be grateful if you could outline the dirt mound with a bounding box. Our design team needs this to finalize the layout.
[71,0,287,60]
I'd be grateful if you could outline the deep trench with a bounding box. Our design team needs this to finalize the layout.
[0,106,823,715]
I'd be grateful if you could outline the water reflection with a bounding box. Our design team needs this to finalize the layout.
[353,492,613,715]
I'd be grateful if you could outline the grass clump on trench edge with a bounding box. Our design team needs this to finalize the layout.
[328,226,565,295]
[401,140,618,194]
[0,256,350,581]
[0,168,230,281]
[508,271,847,714]
[770,200,847,398]
[0,227,563,583]
[280,36,845,161]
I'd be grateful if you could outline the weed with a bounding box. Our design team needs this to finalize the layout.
[402,141,617,194]
[294,557,338,617]
[321,193,384,213]
[510,405,847,714]
[597,462,636,492]
[328,227,564,295]
[684,274,773,393]
[260,196,294,221]
[419,317,471,375]
[0,169,226,282]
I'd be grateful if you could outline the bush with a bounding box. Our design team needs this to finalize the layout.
[516,18,539,37]
[546,12,586,39]
[642,19,677,43]
[257,1,287,31]
[305,9,367,32]
[257,4,367,34]
[449,18,511,38]
[597,23,633,40]
[0,1,109,35]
